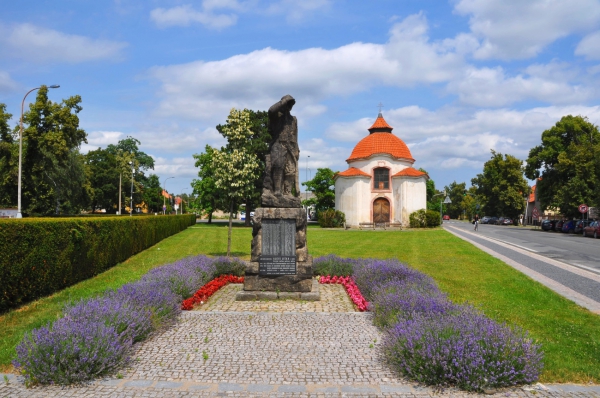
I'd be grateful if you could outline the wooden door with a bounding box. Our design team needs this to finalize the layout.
[373,198,390,223]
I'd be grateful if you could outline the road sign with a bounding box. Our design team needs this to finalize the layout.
[163,205,166,211]
[174,204,179,210]
[532,207,539,219]
[579,204,588,214]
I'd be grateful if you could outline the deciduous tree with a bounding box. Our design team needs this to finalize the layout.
[472,150,529,220]
[303,168,336,215]
[525,115,600,217]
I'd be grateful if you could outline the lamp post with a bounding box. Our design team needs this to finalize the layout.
[130,161,135,216]
[163,176,174,215]
[432,190,451,224]
[17,85,60,218]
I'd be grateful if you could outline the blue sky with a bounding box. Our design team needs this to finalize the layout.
[2,0,600,195]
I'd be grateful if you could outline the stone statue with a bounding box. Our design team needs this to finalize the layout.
[261,95,301,208]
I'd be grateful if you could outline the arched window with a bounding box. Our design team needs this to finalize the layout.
[374,167,389,190]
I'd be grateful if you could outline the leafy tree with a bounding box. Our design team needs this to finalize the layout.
[471,150,529,220]
[443,181,467,219]
[84,148,118,212]
[419,168,435,203]
[212,108,261,256]
[525,115,600,217]
[302,168,336,215]
[192,145,227,223]
[217,109,269,226]
[0,103,16,207]
[19,86,87,215]
[140,174,162,213]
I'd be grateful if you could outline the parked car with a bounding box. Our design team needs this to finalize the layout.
[496,217,506,225]
[502,218,513,225]
[443,214,450,220]
[574,220,592,234]
[555,220,565,231]
[562,220,576,233]
[541,219,558,231]
[481,216,492,224]
[487,216,498,225]
[582,221,600,238]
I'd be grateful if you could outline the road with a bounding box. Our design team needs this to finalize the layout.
[443,220,600,314]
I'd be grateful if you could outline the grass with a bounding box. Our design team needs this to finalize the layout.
[1,223,599,383]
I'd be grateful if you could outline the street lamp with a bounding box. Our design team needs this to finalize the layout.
[130,161,135,216]
[163,176,174,215]
[17,85,60,218]
[432,190,451,224]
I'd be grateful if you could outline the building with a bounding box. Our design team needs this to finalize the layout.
[334,112,428,227]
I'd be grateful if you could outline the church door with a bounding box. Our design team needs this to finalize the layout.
[373,198,390,224]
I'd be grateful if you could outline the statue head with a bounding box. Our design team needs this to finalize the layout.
[281,94,296,112]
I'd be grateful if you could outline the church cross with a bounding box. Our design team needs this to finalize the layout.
[377,102,384,113]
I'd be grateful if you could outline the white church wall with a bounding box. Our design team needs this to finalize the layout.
[393,177,427,226]
[350,156,413,179]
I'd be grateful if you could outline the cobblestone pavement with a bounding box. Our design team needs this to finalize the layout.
[2,283,599,397]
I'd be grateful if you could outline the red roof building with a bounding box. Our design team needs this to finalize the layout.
[334,112,428,228]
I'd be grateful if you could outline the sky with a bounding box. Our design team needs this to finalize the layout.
[2,0,600,196]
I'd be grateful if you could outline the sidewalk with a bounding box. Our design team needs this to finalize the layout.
[1,283,599,397]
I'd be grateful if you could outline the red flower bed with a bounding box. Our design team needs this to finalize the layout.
[319,275,368,311]
[181,274,244,310]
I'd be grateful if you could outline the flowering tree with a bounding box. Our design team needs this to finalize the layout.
[212,108,261,256]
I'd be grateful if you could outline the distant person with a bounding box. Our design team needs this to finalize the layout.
[474,214,479,231]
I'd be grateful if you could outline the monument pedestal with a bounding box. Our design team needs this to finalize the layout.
[235,207,319,301]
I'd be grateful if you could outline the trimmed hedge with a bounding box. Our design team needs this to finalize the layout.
[0,215,196,313]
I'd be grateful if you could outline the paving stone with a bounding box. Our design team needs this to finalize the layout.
[380,385,414,393]
[342,385,378,393]
[98,379,123,386]
[218,383,244,391]
[154,381,183,388]
[278,385,307,392]
[246,384,274,392]
[123,380,153,387]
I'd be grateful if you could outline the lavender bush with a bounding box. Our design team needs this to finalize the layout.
[14,318,130,386]
[13,254,222,385]
[312,254,360,277]
[384,306,543,391]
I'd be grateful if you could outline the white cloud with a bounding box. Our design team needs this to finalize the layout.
[324,104,600,174]
[454,0,600,59]
[576,30,600,59]
[150,2,244,29]
[80,131,124,153]
[0,70,18,93]
[447,64,593,107]
[1,23,127,63]
[149,13,463,121]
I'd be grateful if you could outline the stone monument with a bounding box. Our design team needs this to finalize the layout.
[236,95,319,301]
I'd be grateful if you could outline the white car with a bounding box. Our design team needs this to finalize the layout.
[239,212,246,220]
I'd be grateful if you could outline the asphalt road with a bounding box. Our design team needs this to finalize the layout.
[443,220,600,313]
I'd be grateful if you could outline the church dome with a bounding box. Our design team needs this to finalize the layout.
[346,113,414,163]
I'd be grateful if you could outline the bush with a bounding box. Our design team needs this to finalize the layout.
[0,214,196,312]
[12,254,219,385]
[409,209,440,228]
[348,257,544,392]
[312,254,357,277]
[317,209,346,228]
[384,307,543,391]
[213,257,246,278]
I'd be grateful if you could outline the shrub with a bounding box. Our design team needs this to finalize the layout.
[317,209,346,228]
[14,317,131,386]
[213,257,246,278]
[312,254,357,276]
[383,306,543,391]
[0,214,196,312]
[409,209,440,228]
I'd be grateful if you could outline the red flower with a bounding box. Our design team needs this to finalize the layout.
[181,274,245,310]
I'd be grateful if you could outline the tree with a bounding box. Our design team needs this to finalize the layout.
[216,109,269,226]
[302,168,336,215]
[140,174,162,213]
[0,103,16,207]
[211,108,261,256]
[525,115,600,217]
[192,145,226,223]
[18,86,88,215]
[443,181,467,219]
[472,150,529,220]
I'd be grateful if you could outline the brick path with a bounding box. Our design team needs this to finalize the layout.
[1,282,599,397]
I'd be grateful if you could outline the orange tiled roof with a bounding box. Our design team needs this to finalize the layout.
[347,133,414,162]
[368,114,393,131]
[529,185,536,203]
[392,167,427,178]
[335,167,371,178]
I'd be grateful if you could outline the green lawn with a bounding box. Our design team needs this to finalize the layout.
[1,223,599,383]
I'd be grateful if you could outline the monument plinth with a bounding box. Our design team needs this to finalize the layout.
[236,95,319,301]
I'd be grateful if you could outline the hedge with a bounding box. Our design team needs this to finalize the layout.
[0,214,196,313]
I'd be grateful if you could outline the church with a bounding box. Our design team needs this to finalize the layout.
[334,112,428,227]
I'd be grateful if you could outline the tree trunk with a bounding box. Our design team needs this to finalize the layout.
[208,211,213,224]
[227,200,233,257]
[244,198,251,227]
